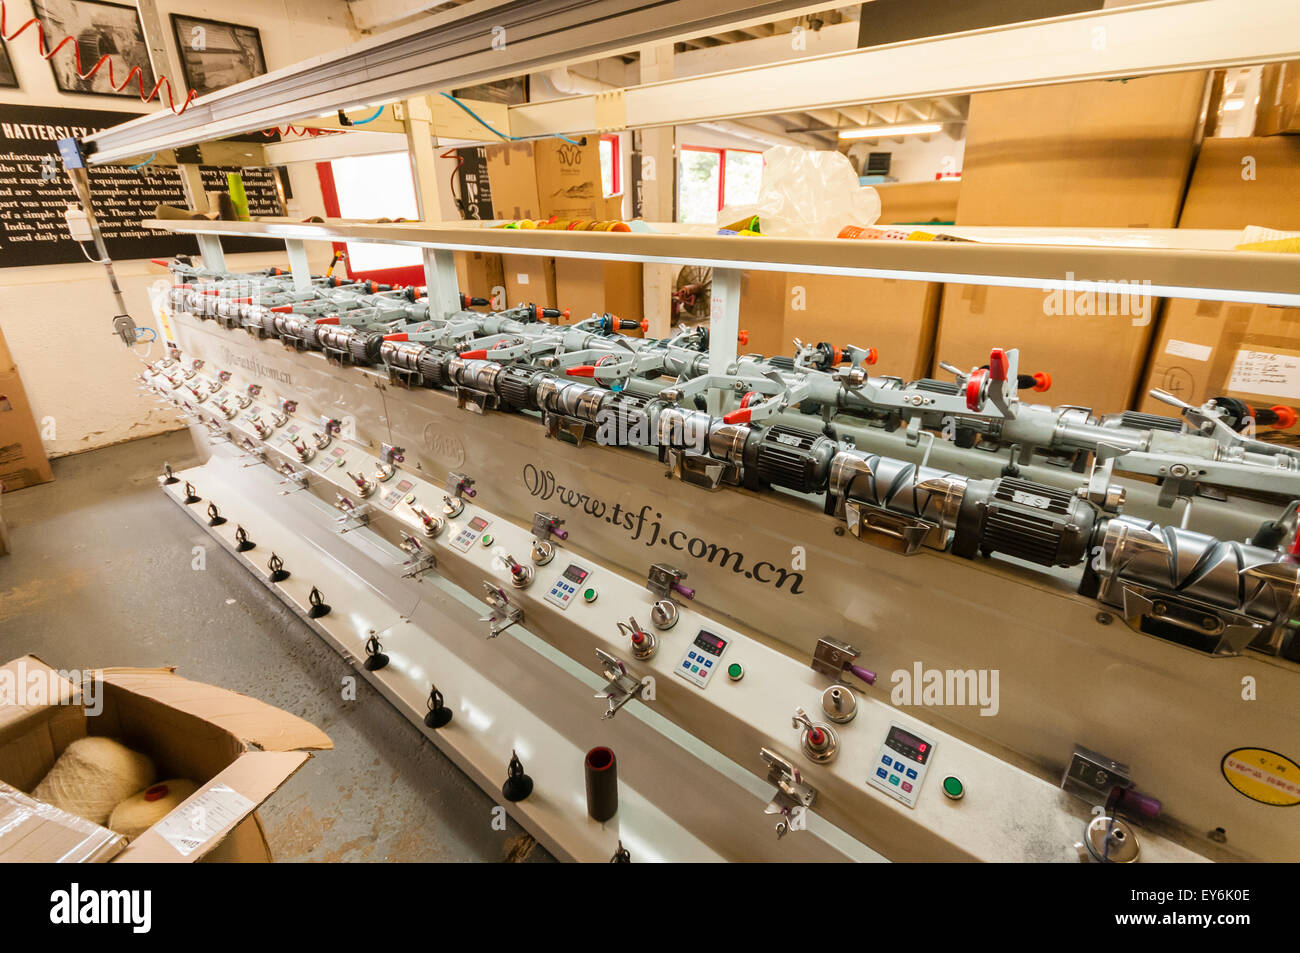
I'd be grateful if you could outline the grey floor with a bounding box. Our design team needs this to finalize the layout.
[0,430,553,862]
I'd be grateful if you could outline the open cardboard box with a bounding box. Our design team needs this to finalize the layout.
[0,656,331,862]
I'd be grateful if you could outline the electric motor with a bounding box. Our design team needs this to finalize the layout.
[744,425,837,493]
[952,476,1097,568]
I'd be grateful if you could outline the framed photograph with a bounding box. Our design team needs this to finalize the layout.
[33,0,155,97]
[0,41,17,89]
[171,15,267,98]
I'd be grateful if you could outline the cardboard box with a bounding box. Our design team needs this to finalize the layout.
[485,141,542,219]
[785,275,941,381]
[1138,299,1300,439]
[875,180,961,225]
[555,259,643,324]
[1178,136,1300,230]
[738,270,789,359]
[0,328,53,493]
[0,656,332,862]
[503,254,557,309]
[935,285,1158,415]
[455,251,506,308]
[485,138,622,222]
[956,72,1207,227]
[1256,60,1300,136]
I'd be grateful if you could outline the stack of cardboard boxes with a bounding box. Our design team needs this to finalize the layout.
[1137,134,1300,437]
[937,71,1209,415]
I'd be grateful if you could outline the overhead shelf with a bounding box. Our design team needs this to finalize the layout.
[146,218,1300,307]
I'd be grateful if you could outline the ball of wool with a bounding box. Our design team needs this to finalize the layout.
[108,779,199,840]
[31,737,156,826]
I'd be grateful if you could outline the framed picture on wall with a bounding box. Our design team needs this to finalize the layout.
[0,41,18,89]
[32,0,155,97]
[170,15,267,98]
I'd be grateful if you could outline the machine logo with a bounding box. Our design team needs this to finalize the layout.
[421,424,466,467]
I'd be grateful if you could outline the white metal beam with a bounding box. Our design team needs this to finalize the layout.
[84,0,840,165]
[507,0,1300,138]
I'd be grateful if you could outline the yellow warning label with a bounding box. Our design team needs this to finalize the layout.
[1221,748,1300,806]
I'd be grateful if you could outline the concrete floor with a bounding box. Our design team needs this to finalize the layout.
[0,430,553,862]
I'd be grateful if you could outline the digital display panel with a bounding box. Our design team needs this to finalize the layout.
[468,516,489,531]
[562,564,589,584]
[886,725,931,764]
[693,630,728,657]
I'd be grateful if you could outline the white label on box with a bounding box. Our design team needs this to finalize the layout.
[516,273,529,285]
[1164,338,1213,362]
[1228,350,1300,401]
[153,784,255,857]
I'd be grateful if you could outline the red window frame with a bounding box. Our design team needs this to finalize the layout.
[600,133,621,197]
[679,145,762,213]
[315,160,426,288]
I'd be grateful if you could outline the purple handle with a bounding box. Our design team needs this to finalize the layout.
[847,663,876,685]
[463,487,477,498]
[552,527,569,540]
[672,582,695,600]
[1116,788,1161,819]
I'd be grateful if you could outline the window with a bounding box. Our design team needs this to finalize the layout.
[599,134,621,197]
[318,154,423,280]
[678,146,763,224]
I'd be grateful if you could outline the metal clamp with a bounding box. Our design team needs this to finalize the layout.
[480,584,523,638]
[399,534,436,578]
[810,636,877,686]
[594,648,644,720]
[760,748,816,839]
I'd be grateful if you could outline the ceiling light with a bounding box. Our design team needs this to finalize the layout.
[839,122,943,140]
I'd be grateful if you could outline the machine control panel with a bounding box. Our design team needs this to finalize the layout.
[868,722,936,808]
[312,445,350,473]
[544,562,592,610]
[380,479,415,509]
[451,515,491,552]
[675,628,729,689]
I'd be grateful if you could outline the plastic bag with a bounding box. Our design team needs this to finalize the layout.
[720,146,880,238]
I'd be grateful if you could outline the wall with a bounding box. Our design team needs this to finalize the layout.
[0,0,358,458]
[845,132,966,183]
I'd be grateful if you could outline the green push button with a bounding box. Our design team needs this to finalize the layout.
[582,587,598,603]
[942,776,964,800]
[727,662,744,682]
[480,533,494,547]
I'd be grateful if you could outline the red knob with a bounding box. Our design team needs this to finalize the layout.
[459,349,488,360]
[639,319,650,333]
[722,408,753,425]
[566,366,597,377]
[1271,405,1297,429]
[808,728,825,747]
[1033,371,1052,392]
[863,347,879,366]
[270,305,294,313]
[966,368,987,411]
[382,333,409,342]
[740,391,759,408]
[314,316,340,325]
[988,348,1009,381]
[737,330,750,346]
